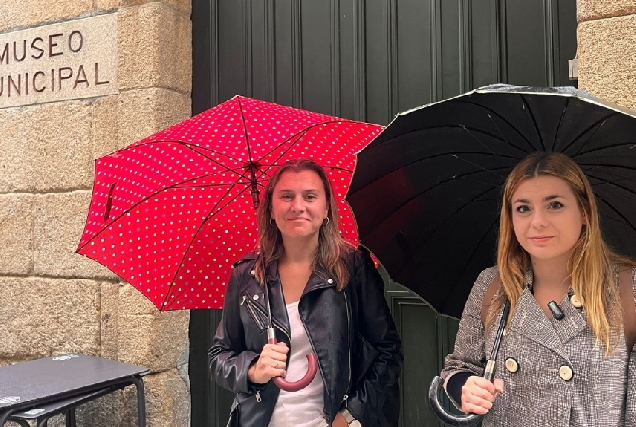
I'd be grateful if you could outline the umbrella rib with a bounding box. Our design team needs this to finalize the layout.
[236,97,255,163]
[351,150,518,193]
[459,125,529,159]
[520,94,545,151]
[575,141,636,158]
[370,123,518,153]
[595,196,636,235]
[161,180,257,310]
[440,216,500,316]
[257,119,369,162]
[585,171,636,197]
[77,167,252,251]
[181,142,247,167]
[579,162,636,175]
[562,113,617,155]
[357,166,508,233]
[126,139,247,166]
[454,99,536,152]
[253,120,357,177]
[551,98,570,152]
[373,186,499,303]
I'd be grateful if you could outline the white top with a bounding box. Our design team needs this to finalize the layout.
[268,301,328,427]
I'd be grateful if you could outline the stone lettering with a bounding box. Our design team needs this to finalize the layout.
[13,40,27,62]
[31,38,44,59]
[0,14,117,108]
[95,62,108,86]
[68,31,83,53]
[33,71,46,92]
[58,66,73,90]
[0,44,8,65]
[48,34,63,57]
[74,65,89,89]
[8,75,20,97]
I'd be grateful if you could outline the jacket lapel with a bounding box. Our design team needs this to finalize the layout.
[552,291,588,345]
[509,288,571,361]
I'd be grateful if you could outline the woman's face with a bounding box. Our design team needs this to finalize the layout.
[270,170,329,243]
[510,175,585,263]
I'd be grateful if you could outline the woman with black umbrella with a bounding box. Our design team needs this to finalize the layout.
[439,152,636,426]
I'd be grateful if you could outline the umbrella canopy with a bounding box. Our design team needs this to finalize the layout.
[77,96,382,310]
[347,84,636,319]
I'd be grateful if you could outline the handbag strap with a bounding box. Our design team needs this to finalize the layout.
[619,268,636,351]
[481,274,502,326]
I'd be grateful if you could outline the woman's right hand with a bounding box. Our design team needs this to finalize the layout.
[247,342,289,384]
[460,376,504,415]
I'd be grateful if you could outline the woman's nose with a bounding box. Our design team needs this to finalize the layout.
[290,195,304,212]
[531,209,548,228]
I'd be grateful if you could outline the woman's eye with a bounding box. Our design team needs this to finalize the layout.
[305,194,317,200]
[281,194,292,200]
[515,205,530,213]
[549,201,564,209]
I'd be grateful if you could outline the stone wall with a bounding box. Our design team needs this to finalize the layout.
[0,1,192,426]
[577,0,636,109]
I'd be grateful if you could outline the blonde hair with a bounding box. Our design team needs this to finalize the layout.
[488,152,635,352]
[254,158,354,290]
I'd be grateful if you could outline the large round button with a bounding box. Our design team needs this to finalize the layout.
[504,357,518,373]
[570,294,583,308]
[559,365,573,381]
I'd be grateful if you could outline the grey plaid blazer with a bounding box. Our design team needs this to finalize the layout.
[441,266,636,427]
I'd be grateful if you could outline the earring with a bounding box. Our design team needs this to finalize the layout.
[270,218,276,226]
[323,217,330,226]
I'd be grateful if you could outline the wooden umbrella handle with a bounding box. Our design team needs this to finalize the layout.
[268,328,318,392]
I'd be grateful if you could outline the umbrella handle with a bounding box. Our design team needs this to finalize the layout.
[268,328,318,392]
[428,376,484,427]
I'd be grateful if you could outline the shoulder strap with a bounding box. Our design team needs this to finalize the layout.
[618,268,636,351]
[481,274,502,326]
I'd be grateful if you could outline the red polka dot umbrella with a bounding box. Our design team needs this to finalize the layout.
[76,96,382,310]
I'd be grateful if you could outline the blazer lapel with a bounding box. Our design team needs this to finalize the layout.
[509,288,571,361]
[552,291,588,345]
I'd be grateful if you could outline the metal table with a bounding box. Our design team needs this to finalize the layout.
[0,354,149,426]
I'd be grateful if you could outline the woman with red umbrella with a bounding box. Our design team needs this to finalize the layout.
[436,152,636,426]
[209,159,403,427]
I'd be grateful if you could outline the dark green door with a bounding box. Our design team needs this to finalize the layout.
[189,1,577,425]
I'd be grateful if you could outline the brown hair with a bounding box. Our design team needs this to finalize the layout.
[489,152,635,352]
[254,158,354,290]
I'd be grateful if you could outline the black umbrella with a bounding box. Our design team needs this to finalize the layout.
[347,84,636,320]
[347,84,636,425]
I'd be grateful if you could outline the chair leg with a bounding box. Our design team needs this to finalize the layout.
[66,408,77,427]
[36,417,48,427]
[131,376,147,427]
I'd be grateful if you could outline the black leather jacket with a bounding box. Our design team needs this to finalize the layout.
[209,247,402,427]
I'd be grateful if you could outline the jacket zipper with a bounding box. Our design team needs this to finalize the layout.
[298,281,341,415]
[243,295,289,404]
[342,289,352,406]
[243,293,291,341]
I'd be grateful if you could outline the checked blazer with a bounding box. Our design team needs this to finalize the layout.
[441,266,636,427]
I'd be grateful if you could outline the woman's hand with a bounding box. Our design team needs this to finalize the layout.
[247,342,289,384]
[332,412,349,427]
[460,376,504,415]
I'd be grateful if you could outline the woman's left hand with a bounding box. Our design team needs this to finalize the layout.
[332,412,348,427]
